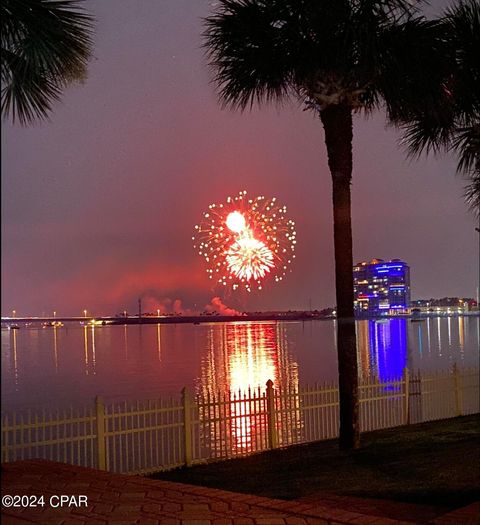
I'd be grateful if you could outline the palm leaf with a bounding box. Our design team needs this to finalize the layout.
[204,0,434,113]
[204,0,296,110]
[1,0,93,124]
[464,171,480,215]
[454,124,480,174]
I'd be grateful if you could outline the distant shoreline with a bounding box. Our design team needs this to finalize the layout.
[1,312,333,326]
[1,310,479,327]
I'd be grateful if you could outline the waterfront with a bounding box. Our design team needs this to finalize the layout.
[1,316,478,412]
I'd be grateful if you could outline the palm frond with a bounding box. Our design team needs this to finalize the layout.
[401,112,457,158]
[464,171,480,216]
[398,0,479,217]
[1,0,93,125]
[443,0,480,120]
[204,0,294,110]
[453,124,480,174]
[378,17,450,124]
[203,0,432,113]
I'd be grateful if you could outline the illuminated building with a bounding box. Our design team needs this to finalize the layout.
[353,258,410,316]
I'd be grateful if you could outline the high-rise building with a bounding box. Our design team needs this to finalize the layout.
[353,258,410,316]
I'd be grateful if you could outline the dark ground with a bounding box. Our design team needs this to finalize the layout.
[151,415,480,510]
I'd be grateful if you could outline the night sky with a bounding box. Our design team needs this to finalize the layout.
[1,0,478,317]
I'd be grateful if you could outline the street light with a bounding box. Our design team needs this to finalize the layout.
[157,309,160,317]
[84,309,87,318]
[53,311,56,318]
[12,310,16,318]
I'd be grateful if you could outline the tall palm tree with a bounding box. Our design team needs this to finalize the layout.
[403,0,480,215]
[1,0,93,125]
[204,0,446,449]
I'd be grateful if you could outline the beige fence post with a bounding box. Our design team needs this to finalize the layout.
[95,396,107,470]
[452,363,463,416]
[266,380,278,449]
[403,367,410,425]
[182,387,193,466]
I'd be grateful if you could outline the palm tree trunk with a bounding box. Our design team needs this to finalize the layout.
[320,104,359,450]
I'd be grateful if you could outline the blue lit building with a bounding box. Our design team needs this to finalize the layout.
[353,259,411,316]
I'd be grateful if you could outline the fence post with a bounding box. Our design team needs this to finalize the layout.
[182,387,193,466]
[403,367,410,425]
[266,380,278,449]
[95,396,107,470]
[452,363,463,416]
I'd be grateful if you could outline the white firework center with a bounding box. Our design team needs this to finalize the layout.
[226,235,275,281]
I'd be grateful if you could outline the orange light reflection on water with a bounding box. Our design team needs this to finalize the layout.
[199,322,299,453]
[53,326,58,372]
[356,321,371,377]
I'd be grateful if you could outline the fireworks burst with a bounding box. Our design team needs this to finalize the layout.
[193,191,297,292]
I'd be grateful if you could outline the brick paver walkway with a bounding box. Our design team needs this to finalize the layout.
[1,461,477,525]
[430,502,480,525]
[297,493,442,523]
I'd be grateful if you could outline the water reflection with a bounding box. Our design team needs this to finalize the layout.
[157,324,162,362]
[83,325,97,376]
[437,317,442,355]
[357,322,371,376]
[427,318,432,353]
[357,319,407,380]
[458,316,465,357]
[417,325,423,357]
[199,322,298,394]
[355,317,475,379]
[12,329,19,390]
[1,316,478,412]
[53,326,59,372]
[84,325,89,375]
[198,322,300,452]
[91,326,96,374]
[447,317,452,347]
[124,324,128,360]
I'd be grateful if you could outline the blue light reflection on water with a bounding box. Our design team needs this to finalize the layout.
[366,319,407,391]
[375,320,406,378]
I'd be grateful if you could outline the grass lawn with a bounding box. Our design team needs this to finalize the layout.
[151,415,480,509]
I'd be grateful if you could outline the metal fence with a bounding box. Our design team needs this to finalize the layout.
[2,365,478,474]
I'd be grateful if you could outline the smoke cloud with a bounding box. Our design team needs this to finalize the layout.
[204,296,242,316]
